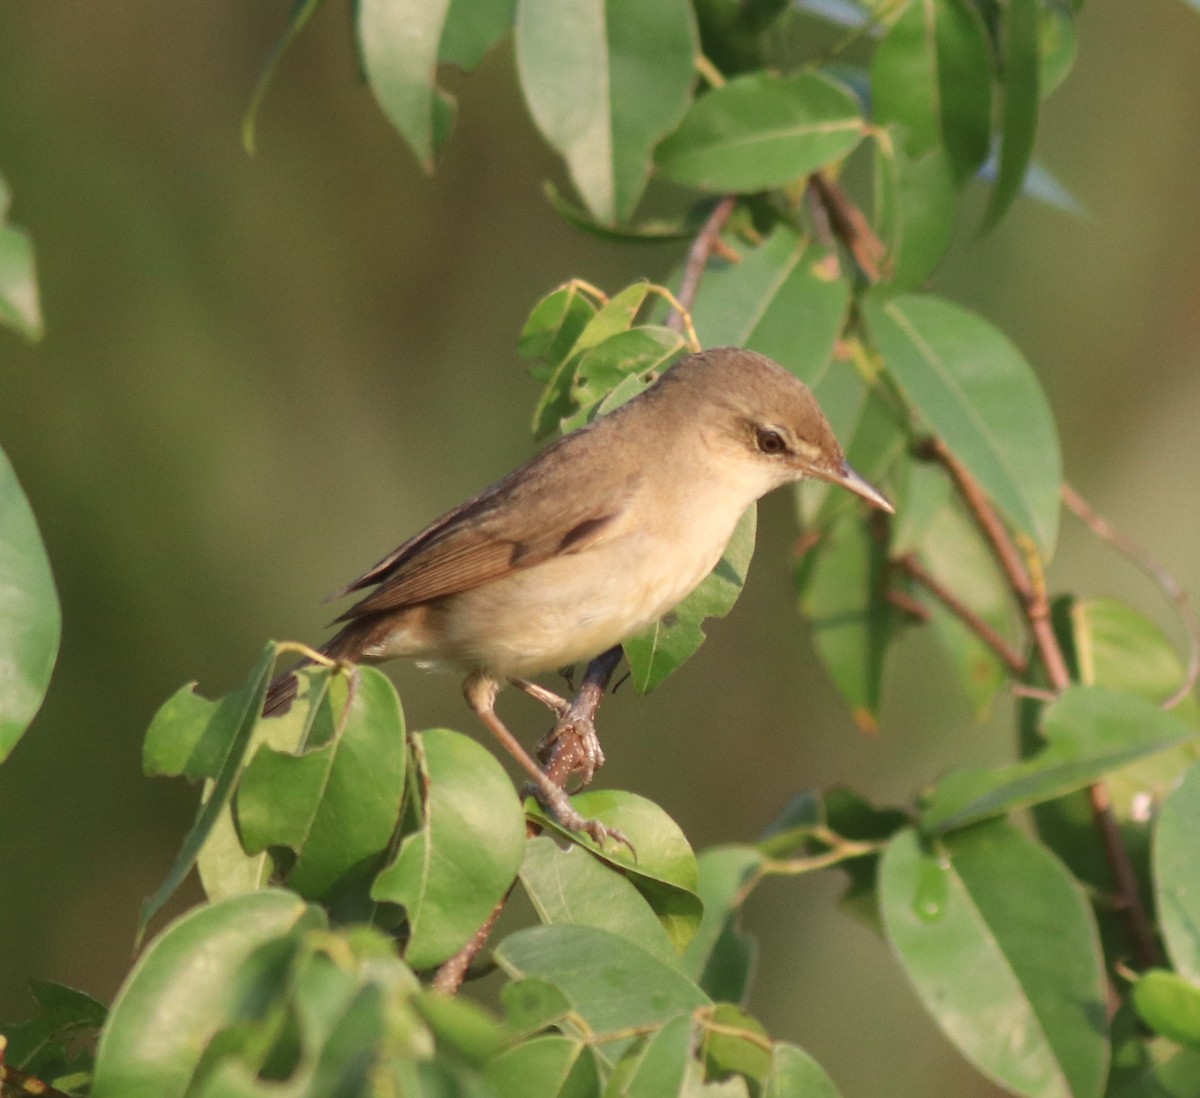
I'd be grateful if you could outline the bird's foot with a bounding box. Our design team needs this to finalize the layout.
[527,778,635,859]
[537,715,605,787]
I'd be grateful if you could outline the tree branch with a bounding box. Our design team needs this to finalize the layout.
[808,171,887,282]
[431,646,624,994]
[666,196,737,334]
[921,439,1163,969]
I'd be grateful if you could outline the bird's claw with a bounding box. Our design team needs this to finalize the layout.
[526,780,636,860]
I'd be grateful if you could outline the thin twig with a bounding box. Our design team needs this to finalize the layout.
[431,646,624,994]
[1063,482,1200,709]
[809,172,888,282]
[895,552,1027,675]
[667,196,738,335]
[922,438,1163,968]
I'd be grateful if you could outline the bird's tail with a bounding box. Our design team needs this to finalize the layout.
[261,620,378,717]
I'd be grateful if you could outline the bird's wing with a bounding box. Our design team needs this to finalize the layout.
[331,434,635,622]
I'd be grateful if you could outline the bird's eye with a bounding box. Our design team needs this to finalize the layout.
[756,427,788,455]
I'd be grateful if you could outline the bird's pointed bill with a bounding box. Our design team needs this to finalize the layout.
[819,461,894,513]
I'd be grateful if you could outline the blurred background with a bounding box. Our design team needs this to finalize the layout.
[1,3,1198,1094]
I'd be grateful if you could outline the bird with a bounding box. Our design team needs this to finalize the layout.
[263,347,892,843]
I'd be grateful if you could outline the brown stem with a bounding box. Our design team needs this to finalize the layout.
[809,172,887,282]
[431,646,624,994]
[894,552,1027,675]
[667,196,738,334]
[922,438,1163,968]
[1063,482,1200,709]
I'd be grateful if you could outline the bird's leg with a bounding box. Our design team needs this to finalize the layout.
[510,675,604,786]
[463,671,631,852]
[537,646,624,786]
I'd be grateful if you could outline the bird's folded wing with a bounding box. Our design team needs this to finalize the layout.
[332,452,634,621]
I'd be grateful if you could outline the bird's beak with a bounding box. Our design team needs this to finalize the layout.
[816,460,895,514]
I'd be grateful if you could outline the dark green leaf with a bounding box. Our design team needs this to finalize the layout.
[655,72,864,191]
[1132,970,1200,1050]
[0,980,106,1073]
[520,835,679,966]
[871,0,992,182]
[236,667,407,905]
[0,446,59,760]
[358,0,456,171]
[1108,999,1200,1098]
[881,822,1107,1098]
[139,643,278,937]
[624,505,756,694]
[528,789,702,953]
[411,990,509,1065]
[543,181,705,242]
[515,0,698,224]
[765,1042,843,1098]
[691,225,849,387]
[798,509,891,731]
[0,177,43,341]
[1156,760,1200,984]
[981,0,1040,229]
[864,291,1061,556]
[922,685,1198,833]
[92,891,322,1098]
[372,728,526,969]
[682,845,763,1002]
[439,0,515,69]
[607,1013,693,1097]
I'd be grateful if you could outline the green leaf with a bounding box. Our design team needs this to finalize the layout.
[654,71,864,191]
[518,284,600,376]
[923,686,1198,833]
[881,822,1107,1098]
[241,0,326,155]
[236,668,408,905]
[139,643,278,938]
[485,1034,598,1098]
[873,134,959,290]
[871,0,992,182]
[624,505,756,694]
[1156,760,1200,984]
[439,0,516,69]
[372,728,526,969]
[92,891,322,1098]
[607,1013,693,1097]
[0,447,59,760]
[1132,970,1200,1050]
[981,0,1040,229]
[863,291,1062,556]
[702,1003,772,1085]
[1039,3,1077,98]
[765,1042,843,1098]
[798,509,892,731]
[0,980,106,1074]
[1107,1000,1200,1098]
[515,0,698,225]
[494,925,709,1061]
[520,836,679,967]
[528,789,703,953]
[691,225,850,387]
[682,845,764,994]
[0,178,43,341]
[358,0,456,171]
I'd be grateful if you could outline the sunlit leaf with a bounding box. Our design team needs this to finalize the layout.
[881,822,1107,1098]
[0,176,43,341]
[655,71,863,191]
[515,0,697,224]
[1132,969,1200,1050]
[864,291,1061,556]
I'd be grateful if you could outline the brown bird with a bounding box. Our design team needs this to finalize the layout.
[265,347,892,842]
